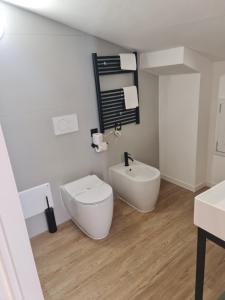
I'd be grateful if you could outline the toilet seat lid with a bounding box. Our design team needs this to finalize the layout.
[62,175,112,204]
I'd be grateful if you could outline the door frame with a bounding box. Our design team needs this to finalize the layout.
[0,124,44,300]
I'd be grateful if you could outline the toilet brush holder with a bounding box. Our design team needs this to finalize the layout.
[45,196,57,233]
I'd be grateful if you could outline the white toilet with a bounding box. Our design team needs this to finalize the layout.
[60,175,113,239]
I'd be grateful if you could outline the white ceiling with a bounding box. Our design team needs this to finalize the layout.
[3,0,225,61]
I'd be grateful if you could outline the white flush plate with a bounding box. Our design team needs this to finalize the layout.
[52,114,79,135]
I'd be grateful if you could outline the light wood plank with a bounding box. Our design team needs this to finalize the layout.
[31,181,225,300]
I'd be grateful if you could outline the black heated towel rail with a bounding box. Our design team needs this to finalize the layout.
[92,52,140,133]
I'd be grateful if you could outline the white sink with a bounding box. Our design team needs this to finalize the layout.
[194,180,225,241]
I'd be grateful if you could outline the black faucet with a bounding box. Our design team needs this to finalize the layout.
[124,152,134,166]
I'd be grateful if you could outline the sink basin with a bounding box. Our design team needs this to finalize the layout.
[194,180,225,241]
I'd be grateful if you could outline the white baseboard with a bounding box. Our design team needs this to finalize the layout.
[194,182,207,192]
[161,174,206,192]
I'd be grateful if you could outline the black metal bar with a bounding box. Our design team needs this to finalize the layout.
[98,65,121,69]
[98,59,120,63]
[104,113,136,122]
[102,105,123,111]
[98,66,121,71]
[102,102,123,108]
[103,109,136,117]
[102,107,123,112]
[101,96,124,102]
[104,113,135,121]
[122,118,136,123]
[92,53,105,132]
[102,97,124,103]
[101,94,123,100]
[98,64,120,67]
[195,228,225,300]
[102,100,124,106]
[101,95,124,101]
[98,64,119,67]
[102,108,123,114]
[98,59,120,61]
[92,52,140,132]
[133,52,139,93]
[101,96,123,101]
[99,70,134,75]
[104,117,136,125]
[103,108,136,115]
[104,119,136,130]
[101,91,123,96]
[102,110,122,116]
[102,108,124,114]
[97,55,120,59]
[205,230,225,249]
[133,52,140,124]
[101,88,123,94]
[101,95,123,100]
[195,228,206,300]
[135,107,140,123]
[98,62,120,66]
[98,65,120,69]
[98,60,120,63]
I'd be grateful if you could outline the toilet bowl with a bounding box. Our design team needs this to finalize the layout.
[60,175,113,239]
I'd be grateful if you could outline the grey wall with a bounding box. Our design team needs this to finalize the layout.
[0,3,158,237]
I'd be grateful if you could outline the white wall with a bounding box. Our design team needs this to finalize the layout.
[149,47,212,191]
[0,3,158,237]
[159,74,200,190]
[140,47,184,69]
[183,48,212,187]
[207,61,225,185]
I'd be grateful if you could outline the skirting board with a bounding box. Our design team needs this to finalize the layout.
[161,174,206,192]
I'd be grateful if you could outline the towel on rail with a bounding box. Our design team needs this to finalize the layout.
[123,86,139,109]
[119,53,136,70]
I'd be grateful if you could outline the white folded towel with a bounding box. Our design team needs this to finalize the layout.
[119,53,136,70]
[123,86,139,109]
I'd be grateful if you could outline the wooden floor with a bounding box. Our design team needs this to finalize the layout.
[31,181,225,300]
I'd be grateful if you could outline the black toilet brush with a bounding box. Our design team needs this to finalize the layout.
[45,196,57,233]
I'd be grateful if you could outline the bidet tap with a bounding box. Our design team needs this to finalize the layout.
[124,152,134,167]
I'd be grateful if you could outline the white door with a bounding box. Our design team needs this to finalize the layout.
[0,124,44,300]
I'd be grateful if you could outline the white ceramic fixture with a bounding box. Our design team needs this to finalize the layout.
[60,175,113,239]
[194,180,225,241]
[109,160,160,212]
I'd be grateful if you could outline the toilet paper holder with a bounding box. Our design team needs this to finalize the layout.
[90,128,108,152]
[90,128,99,149]
[90,123,122,150]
